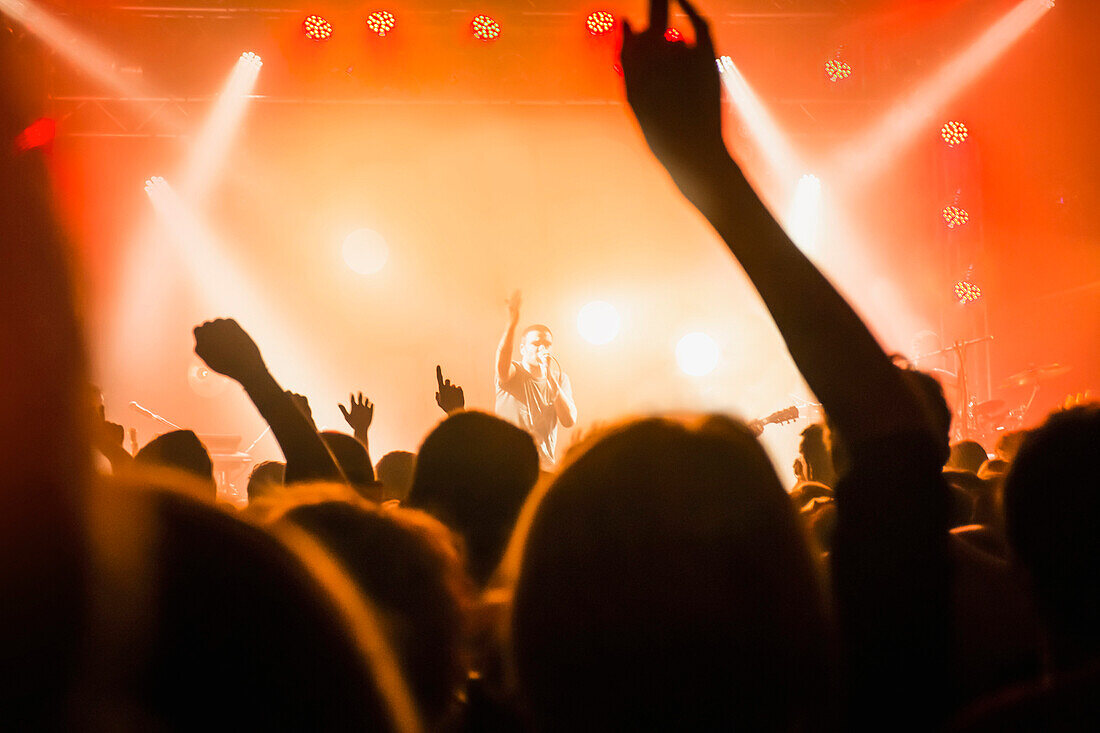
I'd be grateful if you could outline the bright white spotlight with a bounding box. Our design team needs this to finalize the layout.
[716,55,805,198]
[143,175,167,193]
[676,332,719,377]
[342,229,389,275]
[577,301,621,345]
[786,174,822,257]
[833,0,1054,187]
[177,53,263,202]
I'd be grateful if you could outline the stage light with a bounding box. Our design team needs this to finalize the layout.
[366,11,396,38]
[471,15,500,41]
[14,118,56,152]
[664,28,682,42]
[941,121,969,146]
[825,58,852,82]
[342,229,389,275]
[143,176,166,193]
[954,280,982,304]
[577,301,621,345]
[676,332,719,377]
[240,52,263,69]
[942,204,969,229]
[831,0,1054,188]
[302,15,332,41]
[586,11,615,36]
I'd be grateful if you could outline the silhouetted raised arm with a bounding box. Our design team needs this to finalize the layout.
[621,2,927,445]
[193,318,343,485]
[621,0,949,725]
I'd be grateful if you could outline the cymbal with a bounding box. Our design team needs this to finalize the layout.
[972,399,1006,418]
[999,363,1070,389]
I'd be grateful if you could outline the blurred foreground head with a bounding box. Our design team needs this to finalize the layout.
[1003,404,1100,670]
[511,416,833,730]
[80,477,416,730]
[407,411,538,586]
[275,497,471,728]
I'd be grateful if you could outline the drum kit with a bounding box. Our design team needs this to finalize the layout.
[914,334,1073,443]
[939,358,1069,442]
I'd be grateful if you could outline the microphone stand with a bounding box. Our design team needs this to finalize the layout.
[128,401,183,432]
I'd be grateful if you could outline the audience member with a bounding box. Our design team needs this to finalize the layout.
[134,430,216,500]
[407,411,539,587]
[376,450,416,504]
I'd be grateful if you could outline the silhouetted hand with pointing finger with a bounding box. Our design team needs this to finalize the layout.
[435,365,465,414]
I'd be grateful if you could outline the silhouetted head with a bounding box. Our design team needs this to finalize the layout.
[375,450,416,503]
[407,411,539,587]
[995,430,1026,462]
[1003,404,1100,669]
[246,460,285,502]
[81,479,411,730]
[276,499,471,728]
[321,431,381,502]
[798,423,836,487]
[135,430,215,499]
[511,416,834,730]
[948,440,988,474]
[977,457,1009,481]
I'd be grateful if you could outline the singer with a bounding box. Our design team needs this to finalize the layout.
[494,290,577,467]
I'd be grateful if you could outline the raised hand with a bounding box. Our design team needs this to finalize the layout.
[435,365,465,414]
[193,318,268,385]
[621,0,725,183]
[506,290,522,326]
[339,392,374,436]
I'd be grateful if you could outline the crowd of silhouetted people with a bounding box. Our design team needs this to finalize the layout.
[3,1,1099,729]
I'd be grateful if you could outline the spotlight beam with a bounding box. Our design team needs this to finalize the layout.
[717,56,803,189]
[178,53,262,203]
[1,0,149,101]
[831,0,1054,188]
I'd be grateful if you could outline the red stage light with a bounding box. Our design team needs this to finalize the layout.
[954,280,982,304]
[664,28,682,42]
[471,14,500,41]
[302,15,332,41]
[366,11,396,37]
[941,120,969,146]
[825,58,852,82]
[942,204,970,229]
[15,118,56,152]
[587,11,615,36]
